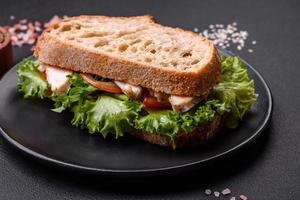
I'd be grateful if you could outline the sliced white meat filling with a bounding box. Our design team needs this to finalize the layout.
[45,66,72,95]
[40,64,201,112]
[115,81,201,112]
[114,80,143,100]
[168,95,201,112]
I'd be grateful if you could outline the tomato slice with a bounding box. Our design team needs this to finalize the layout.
[143,96,171,110]
[80,73,122,94]
[39,71,47,80]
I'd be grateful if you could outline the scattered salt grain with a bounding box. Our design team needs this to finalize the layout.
[28,38,36,45]
[203,187,248,199]
[4,15,63,47]
[205,189,212,195]
[214,191,220,198]
[193,27,199,32]
[20,25,27,31]
[248,49,253,53]
[35,26,42,32]
[19,19,27,24]
[10,15,15,20]
[222,188,231,195]
[240,195,248,200]
[199,22,254,52]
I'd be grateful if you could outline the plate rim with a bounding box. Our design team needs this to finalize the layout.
[0,49,273,175]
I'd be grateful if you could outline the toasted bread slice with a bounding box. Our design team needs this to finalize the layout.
[131,115,223,149]
[34,15,221,97]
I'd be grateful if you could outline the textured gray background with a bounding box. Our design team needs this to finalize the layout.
[1,0,300,199]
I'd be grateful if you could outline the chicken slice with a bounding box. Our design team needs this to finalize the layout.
[168,95,201,112]
[45,66,72,95]
[114,81,143,100]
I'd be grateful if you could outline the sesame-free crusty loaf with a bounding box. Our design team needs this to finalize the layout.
[34,15,221,96]
[131,115,224,149]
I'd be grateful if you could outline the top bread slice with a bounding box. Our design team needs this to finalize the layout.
[34,15,221,97]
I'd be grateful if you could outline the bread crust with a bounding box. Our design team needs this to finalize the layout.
[130,115,224,149]
[34,15,221,97]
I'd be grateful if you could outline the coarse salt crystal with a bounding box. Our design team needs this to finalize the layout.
[35,26,42,32]
[240,195,248,200]
[23,34,30,41]
[202,22,253,52]
[10,15,15,20]
[27,38,35,44]
[17,33,24,39]
[222,188,231,195]
[193,27,199,32]
[205,189,212,195]
[20,25,27,31]
[19,19,27,24]
[4,15,64,47]
[214,191,220,197]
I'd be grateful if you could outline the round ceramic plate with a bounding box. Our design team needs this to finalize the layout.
[0,49,272,176]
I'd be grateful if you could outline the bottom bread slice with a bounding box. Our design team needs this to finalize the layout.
[130,115,224,149]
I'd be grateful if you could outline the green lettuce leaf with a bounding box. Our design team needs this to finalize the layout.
[71,95,142,138]
[17,55,257,138]
[135,110,181,138]
[17,59,48,98]
[135,100,228,138]
[180,100,228,133]
[52,74,98,113]
[213,56,258,128]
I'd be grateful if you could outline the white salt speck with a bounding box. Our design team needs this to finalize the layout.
[248,49,253,53]
[222,188,231,195]
[230,197,236,200]
[193,27,199,32]
[214,191,220,197]
[205,189,212,195]
[5,15,64,47]
[240,195,248,200]
[202,22,254,52]
[20,25,27,31]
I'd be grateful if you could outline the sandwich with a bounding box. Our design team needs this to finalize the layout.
[17,15,257,149]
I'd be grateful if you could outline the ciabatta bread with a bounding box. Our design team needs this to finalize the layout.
[34,15,221,96]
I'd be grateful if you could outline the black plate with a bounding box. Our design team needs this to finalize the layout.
[0,49,272,176]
